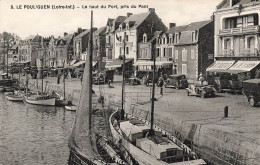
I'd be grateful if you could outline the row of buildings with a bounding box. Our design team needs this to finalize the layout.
[2,0,260,80]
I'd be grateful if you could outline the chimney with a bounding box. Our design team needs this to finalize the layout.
[169,23,176,29]
[64,32,68,37]
[149,8,155,13]
[78,28,82,34]
[127,13,132,17]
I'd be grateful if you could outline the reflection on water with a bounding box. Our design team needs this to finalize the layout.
[0,94,75,165]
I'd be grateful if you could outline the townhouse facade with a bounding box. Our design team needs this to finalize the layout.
[73,28,97,61]
[105,16,127,62]
[93,26,106,70]
[114,8,167,63]
[210,0,260,77]
[155,20,214,80]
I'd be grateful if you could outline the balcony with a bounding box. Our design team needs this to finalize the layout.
[156,57,173,61]
[218,25,260,36]
[106,43,113,48]
[216,49,259,57]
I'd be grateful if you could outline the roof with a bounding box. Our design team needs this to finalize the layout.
[114,16,127,23]
[106,18,114,26]
[24,35,36,41]
[166,20,212,34]
[147,31,163,43]
[119,11,150,30]
[94,26,106,35]
[216,0,256,10]
[11,43,19,50]
[74,29,90,39]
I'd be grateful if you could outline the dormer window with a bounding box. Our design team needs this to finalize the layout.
[119,25,122,31]
[126,23,129,30]
[175,33,180,43]
[143,33,147,43]
[169,33,173,44]
[192,31,196,42]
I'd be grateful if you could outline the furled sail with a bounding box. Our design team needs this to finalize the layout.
[69,11,102,164]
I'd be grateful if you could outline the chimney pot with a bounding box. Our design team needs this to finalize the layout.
[169,23,176,29]
[127,13,132,17]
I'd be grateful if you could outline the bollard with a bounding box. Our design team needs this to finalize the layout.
[224,106,228,118]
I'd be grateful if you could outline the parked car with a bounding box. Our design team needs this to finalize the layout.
[186,84,216,98]
[242,79,260,107]
[164,74,188,89]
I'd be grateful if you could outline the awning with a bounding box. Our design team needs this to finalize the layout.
[73,60,86,67]
[228,61,260,72]
[69,60,76,66]
[105,59,132,68]
[133,60,173,66]
[206,60,235,72]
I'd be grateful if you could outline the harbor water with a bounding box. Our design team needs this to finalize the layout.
[0,94,75,165]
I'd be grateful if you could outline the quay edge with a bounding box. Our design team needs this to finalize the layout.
[20,79,260,165]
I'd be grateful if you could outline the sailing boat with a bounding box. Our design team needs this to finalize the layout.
[68,11,116,164]
[109,35,207,164]
[24,45,55,106]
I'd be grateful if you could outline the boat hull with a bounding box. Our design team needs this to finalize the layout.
[6,95,24,101]
[65,105,77,111]
[0,87,5,92]
[25,96,56,106]
[109,111,207,165]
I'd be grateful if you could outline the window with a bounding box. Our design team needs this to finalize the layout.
[192,31,196,42]
[156,48,160,57]
[108,36,111,44]
[168,48,172,58]
[182,64,187,75]
[125,35,129,41]
[175,50,178,59]
[164,48,167,57]
[247,37,255,49]
[145,48,148,58]
[191,50,195,59]
[143,33,147,43]
[139,48,142,58]
[142,49,146,58]
[126,23,129,30]
[175,33,179,43]
[163,38,165,44]
[224,39,231,49]
[126,47,129,55]
[120,47,122,55]
[182,50,187,61]
[119,36,122,42]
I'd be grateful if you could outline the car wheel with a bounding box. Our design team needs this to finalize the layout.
[187,91,190,96]
[176,86,180,90]
[249,97,257,107]
[211,92,215,97]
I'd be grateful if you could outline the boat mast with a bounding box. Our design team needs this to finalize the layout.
[121,33,126,120]
[89,10,93,130]
[150,47,156,134]
[63,61,65,99]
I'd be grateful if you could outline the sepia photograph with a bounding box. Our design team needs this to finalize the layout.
[0,0,260,164]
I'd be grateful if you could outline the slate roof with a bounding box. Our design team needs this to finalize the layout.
[166,20,212,34]
[94,26,106,35]
[24,35,36,41]
[11,43,19,50]
[107,18,114,26]
[217,0,257,9]
[147,31,163,43]
[74,29,91,39]
[118,11,150,31]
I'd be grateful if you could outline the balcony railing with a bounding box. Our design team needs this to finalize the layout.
[216,48,259,57]
[218,25,260,36]
[156,57,173,61]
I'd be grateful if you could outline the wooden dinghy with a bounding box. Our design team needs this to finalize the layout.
[24,95,56,106]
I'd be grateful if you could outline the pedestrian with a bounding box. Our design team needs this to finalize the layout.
[57,74,60,84]
[158,74,164,95]
[80,75,83,85]
[199,73,204,86]
[146,73,150,86]
[68,71,71,80]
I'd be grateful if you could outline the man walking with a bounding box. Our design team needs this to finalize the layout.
[158,74,164,95]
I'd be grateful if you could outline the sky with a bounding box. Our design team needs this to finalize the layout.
[0,0,223,39]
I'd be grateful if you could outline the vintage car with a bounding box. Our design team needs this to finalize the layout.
[242,79,260,107]
[164,74,189,89]
[92,70,114,85]
[186,84,216,98]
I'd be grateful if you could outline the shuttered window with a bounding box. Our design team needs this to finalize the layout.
[182,50,187,61]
